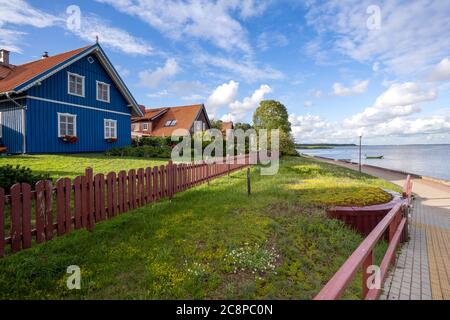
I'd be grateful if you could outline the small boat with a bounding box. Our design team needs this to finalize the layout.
[365,154,384,159]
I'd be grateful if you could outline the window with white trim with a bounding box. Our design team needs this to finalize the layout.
[104,119,117,139]
[68,72,85,97]
[58,113,77,137]
[96,81,110,103]
[164,120,177,127]
[143,123,149,131]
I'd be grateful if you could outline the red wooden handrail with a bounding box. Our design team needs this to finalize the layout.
[315,175,414,300]
[314,202,406,300]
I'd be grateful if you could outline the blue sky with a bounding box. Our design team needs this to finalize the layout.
[1,0,450,145]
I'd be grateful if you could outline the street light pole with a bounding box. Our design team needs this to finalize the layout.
[359,135,362,173]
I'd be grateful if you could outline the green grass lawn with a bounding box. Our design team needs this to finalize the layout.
[0,154,168,179]
[0,156,399,299]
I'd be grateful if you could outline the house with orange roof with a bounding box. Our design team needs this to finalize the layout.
[131,104,211,137]
[0,44,143,154]
[220,121,234,140]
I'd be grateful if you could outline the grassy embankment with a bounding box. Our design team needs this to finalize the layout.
[0,155,399,299]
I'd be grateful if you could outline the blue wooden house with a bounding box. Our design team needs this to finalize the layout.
[0,44,143,154]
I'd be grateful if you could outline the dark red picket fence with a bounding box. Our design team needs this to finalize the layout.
[315,175,413,300]
[0,155,249,257]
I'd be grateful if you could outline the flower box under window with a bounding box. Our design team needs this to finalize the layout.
[60,135,79,144]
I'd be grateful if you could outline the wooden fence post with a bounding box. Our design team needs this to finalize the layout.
[44,181,53,240]
[168,161,173,200]
[56,179,66,236]
[10,184,22,253]
[21,183,32,250]
[85,168,94,232]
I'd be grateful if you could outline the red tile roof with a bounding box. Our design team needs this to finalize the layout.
[134,104,208,136]
[0,45,91,93]
[221,121,234,131]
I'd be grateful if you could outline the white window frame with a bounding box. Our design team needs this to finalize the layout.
[67,72,85,97]
[143,123,149,131]
[104,119,117,139]
[57,112,77,137]
[96,81,111,103]
[165,120,177,127]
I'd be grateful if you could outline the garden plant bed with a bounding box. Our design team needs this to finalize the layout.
[327,191,405,237]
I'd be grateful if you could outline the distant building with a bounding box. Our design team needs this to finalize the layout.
[221,121,234,140]
[131,104,211,137]
[0,44,143,154]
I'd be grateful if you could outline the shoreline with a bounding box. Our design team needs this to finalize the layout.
[302,154,450,187]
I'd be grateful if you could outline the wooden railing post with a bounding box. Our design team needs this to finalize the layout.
[362,250,374,298]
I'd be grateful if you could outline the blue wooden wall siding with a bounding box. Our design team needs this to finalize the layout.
[26,98,130,153]
[27,54,131,115]
[23,52,132,153]
[0,99,25,154]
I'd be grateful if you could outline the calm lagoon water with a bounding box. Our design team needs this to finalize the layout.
[298,144,450,181]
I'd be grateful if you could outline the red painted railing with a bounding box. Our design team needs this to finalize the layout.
[0,155,249,257]
[315,175,413,300]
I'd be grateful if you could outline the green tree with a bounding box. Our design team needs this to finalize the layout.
[234,122,253,131]
[253,100,291,133]
[252,100,296,156]
[210,119,223,130]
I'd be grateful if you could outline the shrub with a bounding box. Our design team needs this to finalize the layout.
[106,145,172,158]
[132,136,173,148]
[0,165,51,192]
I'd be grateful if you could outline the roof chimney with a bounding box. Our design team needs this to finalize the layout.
[42,51,49,59]
[0,49,10,66]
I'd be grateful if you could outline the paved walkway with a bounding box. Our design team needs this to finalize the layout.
[310,157,450,300]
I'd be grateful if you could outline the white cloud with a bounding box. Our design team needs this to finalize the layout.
[225,84,272,121]
[115,65,130,77]
[257,32,289,51]
[427,58,450,82]
[305,0,450,75]
[0,0,59,52]
[181,94,205,101]
[0,0,58,28]
[372,62,381,72]
[206,81,272,121]
[97,0,270,53]
[290,112,450,144]
[310,89,324,98]
[138,58,180,89]
[147,90,169,98]
[304,100,313,108]
[333,80,369,96]
[0,0,152,56]
[205,80,239,117]
[195,53,284,82]
[343,82,437,128]
[373,82,437,108]
[70,16,153,56]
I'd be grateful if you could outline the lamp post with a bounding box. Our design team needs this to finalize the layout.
[359,135,363,173]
